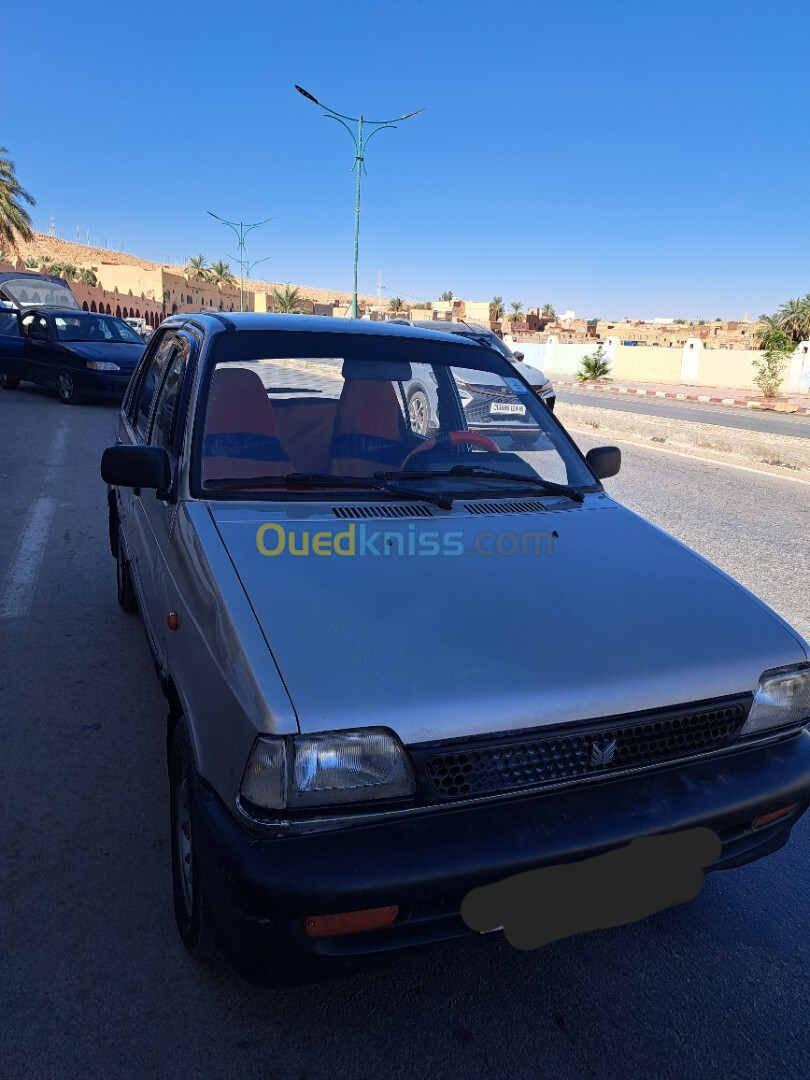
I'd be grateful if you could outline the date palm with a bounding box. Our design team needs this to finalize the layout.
[207,260,234,285]
[507,300,524,326]
[388,297,405,312]
[490,296,504,321]
[0,147,35,251]
[184,254,208,280]
[541,303,556,318]
[272,286,307,313]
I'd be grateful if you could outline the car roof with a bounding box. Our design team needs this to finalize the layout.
[159,311,489,348]
[0,270,71,289]
[27,307,113,318]
[395,318,494,335]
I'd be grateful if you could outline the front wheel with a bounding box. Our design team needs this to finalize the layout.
[169,722,216,962]
[0,373,20,390]
[56,368,82,405]
[407,387,431,436]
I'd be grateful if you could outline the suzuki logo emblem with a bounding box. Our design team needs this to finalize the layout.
[590,738,617,767]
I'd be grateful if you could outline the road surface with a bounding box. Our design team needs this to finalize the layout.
[1,382,808,1080]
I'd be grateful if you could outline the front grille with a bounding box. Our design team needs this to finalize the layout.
[415,697,750,801]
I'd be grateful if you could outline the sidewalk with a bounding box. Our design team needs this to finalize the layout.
[553,377,810,415]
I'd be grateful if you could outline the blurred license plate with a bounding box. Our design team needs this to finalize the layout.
[490,403,526,415]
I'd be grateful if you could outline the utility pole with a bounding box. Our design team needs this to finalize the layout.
[295,85,423,319]
[207,211,272,312]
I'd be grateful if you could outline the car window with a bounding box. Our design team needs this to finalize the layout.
[53,313,144,344]
[0,310,22,337]
[197,335,591,494]
[27,314,50,340]
[133,337,177,441]
[149,344,187,451]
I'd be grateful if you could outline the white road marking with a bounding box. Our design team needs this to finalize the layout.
[0,418,69,620]
[567,427,810,486]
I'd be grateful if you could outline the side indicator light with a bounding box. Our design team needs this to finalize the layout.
[303,905,398,939]
[752,804,798,829]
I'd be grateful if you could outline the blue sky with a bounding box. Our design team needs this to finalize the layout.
[7,0,809,319]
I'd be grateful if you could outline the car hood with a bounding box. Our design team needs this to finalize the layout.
[513,359,548,388]
[208,497,807,744]
[65,341,144,367]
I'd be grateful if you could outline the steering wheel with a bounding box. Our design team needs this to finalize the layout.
[400,430,500,471]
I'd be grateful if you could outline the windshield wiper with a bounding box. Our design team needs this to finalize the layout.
[376,467,585,503]
[205,471,453,509]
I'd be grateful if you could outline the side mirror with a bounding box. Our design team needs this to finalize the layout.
[101,445,171,492]
[586,446,621,480]
[513,351,525,361]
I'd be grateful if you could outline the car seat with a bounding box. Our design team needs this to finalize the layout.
[203,366,290,482]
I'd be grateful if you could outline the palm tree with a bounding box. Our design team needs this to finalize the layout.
[388,297,405,312]
[184,254,208,280]
[776,295,810,344]
[272,286,307,313]
[207,260,234,285]
[541,303,556,318]
[508,300,524,327]
[0,147,35,251]
[490,296,504,321]
[24,258,39,268]
[77,268,97,286]
[754,314,781,348]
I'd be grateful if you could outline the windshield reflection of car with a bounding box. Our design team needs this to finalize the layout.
[199,346,592,501]
[53,314,145,344]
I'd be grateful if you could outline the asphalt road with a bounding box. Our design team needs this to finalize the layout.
[556,386,810,439]
[1,382,809,1080]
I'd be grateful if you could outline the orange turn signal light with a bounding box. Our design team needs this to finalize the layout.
[303,905,398,939]
[752,804,798,829]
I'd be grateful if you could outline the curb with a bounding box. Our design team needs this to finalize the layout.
[555,401,810,477]
[554,379,810,415]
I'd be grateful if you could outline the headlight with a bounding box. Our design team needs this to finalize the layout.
[240,729,415,811]
[87,360,120,371]
[741,665,810,736]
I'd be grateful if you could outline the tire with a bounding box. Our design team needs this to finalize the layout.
[407,387,431,436]
[108,495,119,559]
[56,367,82,405]
[169,721,216,962]
[0,373,20,390]
[116,527,138,613]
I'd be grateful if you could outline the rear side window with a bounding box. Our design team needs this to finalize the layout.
[133,337,177,441]
[150,344,188,451]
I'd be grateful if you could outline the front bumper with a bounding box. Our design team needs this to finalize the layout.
[74,369,134,396]
[193,730,810,980]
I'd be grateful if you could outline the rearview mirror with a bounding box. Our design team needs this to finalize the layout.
[513,351,525,361]
[101,445,171,492]
[585,446,621,480]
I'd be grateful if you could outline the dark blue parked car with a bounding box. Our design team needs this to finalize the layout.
[0,307,145,404]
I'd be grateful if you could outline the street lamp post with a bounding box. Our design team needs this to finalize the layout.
[295,85,423,319]
[206,211,272,312]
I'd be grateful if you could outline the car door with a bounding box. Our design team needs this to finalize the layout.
[0,308,26,378]
[139,334,194,672]
[117,330,182,657]
[23,311,58,386]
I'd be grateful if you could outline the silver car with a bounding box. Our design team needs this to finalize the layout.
[101,313,810,987]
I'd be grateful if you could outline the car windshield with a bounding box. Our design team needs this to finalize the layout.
[53,313,144,344]
[0,277,81,309]
[198,331,594,498]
